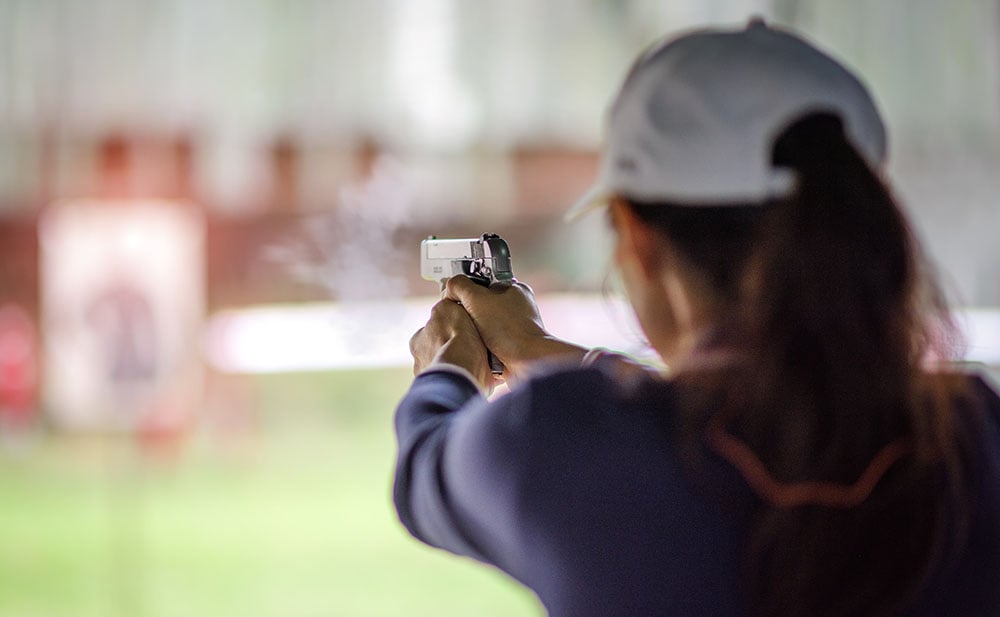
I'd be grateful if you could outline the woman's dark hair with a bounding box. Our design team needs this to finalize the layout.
[625,112,968,617]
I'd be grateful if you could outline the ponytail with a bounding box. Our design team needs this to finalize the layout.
[626,111,967,617]
[744,111,954,468]
[729,112,965,617]
[743,112,922,463]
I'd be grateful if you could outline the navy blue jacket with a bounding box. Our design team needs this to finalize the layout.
[393,357,1000,616]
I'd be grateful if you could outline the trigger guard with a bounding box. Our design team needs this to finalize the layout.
[468,273,492,287]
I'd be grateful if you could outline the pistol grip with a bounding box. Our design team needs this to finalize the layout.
[466,275,505,376]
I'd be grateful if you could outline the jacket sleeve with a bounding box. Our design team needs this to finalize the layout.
[392,361,617,581]
[392,368,493,561]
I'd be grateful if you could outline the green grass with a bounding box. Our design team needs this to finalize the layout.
[0,368,541,617]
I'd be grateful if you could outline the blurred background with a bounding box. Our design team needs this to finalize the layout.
[0,0,998,616]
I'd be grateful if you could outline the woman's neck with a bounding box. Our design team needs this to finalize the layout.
[656,269,727,369]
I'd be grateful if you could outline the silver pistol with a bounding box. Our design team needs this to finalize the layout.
[421,233,513,288]
[420,233,513,374]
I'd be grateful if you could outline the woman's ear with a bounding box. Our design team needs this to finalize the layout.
[610,199,664,280]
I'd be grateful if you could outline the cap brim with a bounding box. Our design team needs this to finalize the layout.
[564,184,612,222]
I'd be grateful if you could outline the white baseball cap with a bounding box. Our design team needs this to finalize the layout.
[567,18,887,219]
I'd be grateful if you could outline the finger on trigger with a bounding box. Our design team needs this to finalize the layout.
[443,274,476,304]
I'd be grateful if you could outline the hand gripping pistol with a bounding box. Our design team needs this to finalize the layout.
[420,233,513,375]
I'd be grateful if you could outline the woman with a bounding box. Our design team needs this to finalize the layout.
[393,20,1000,617]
